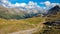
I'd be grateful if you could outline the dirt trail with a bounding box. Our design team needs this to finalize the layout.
[9,21,45,34]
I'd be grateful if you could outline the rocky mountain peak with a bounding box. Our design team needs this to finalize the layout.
[47,5,60,15]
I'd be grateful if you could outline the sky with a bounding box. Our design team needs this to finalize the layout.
[0,0,60,8]
[8,0,60,4]
[8,0,60,5]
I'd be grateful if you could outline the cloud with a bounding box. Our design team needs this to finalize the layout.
[1,0,7,3]
[0,0,26,7]
[51,3,60,7]
[0,0,42,14]
[0,0,48,14]
[40,1,60,7]
[0,0,11,7]
[8,3,27,7]
[40,1,51,7]
[43,7,46,9]
[28,1,37,6]
[0,0,41,9]
[25,1,39,8]
[44,1,51,7]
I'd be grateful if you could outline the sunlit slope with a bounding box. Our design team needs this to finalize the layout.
[0,6,27,19]
[0,17,45,34]
[0,6,43,19]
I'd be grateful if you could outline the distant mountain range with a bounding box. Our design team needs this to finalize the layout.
[0,2,60,19]
[0,1,47,19]
[0,5,45,19]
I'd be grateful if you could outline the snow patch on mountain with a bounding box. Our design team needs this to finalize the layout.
[0,0,49,14]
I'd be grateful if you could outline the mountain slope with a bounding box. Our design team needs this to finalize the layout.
[46,5,60,22]
[41,5,60,34]
[47,5,60,15]
[0,6,44,19]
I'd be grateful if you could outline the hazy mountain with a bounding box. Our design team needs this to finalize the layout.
[0,5,45,19]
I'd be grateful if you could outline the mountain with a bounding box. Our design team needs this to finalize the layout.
[0,0,51,19]
[47,5,60,15]
[45,5,60,22]
[0,5,45,19]
[43,5,60,34]
[0,0,47,19]
[0,6,30,19]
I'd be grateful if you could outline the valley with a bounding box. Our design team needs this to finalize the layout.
[0,2,60,34]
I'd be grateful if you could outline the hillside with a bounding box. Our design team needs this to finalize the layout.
[0,4,60,34]
[46,5,60,22]
[0,6,28,19]
[40,5,60,34]
[0,6,44,19]
[0,17,46,34]
[0,0,60,34]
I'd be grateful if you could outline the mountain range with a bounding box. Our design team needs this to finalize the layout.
[0,5,45,19]
[0,1,47,19]
[0,2,60,19]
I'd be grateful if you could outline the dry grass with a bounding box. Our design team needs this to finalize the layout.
[0,17,45,34]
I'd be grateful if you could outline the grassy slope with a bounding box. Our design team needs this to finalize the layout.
[0,17,45,34]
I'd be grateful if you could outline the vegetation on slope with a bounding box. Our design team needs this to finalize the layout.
[0,5,60,34]
[34,5,60,34]
[0,6,43,19]
[0,17,45,34]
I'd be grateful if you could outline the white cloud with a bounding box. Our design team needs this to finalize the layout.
[0,0,41,9]
[19,3,27,7]
[40,1,60,7]
[40,1,51,7]
[0,0,27,8]
[26,1,37,8]
[0,0,47,14]
[8,3,27,7]
[2,0,7,3]
[43,7,46,9]
[51,3,60,7]
[44,1,51,7]
[28,1,37,6]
